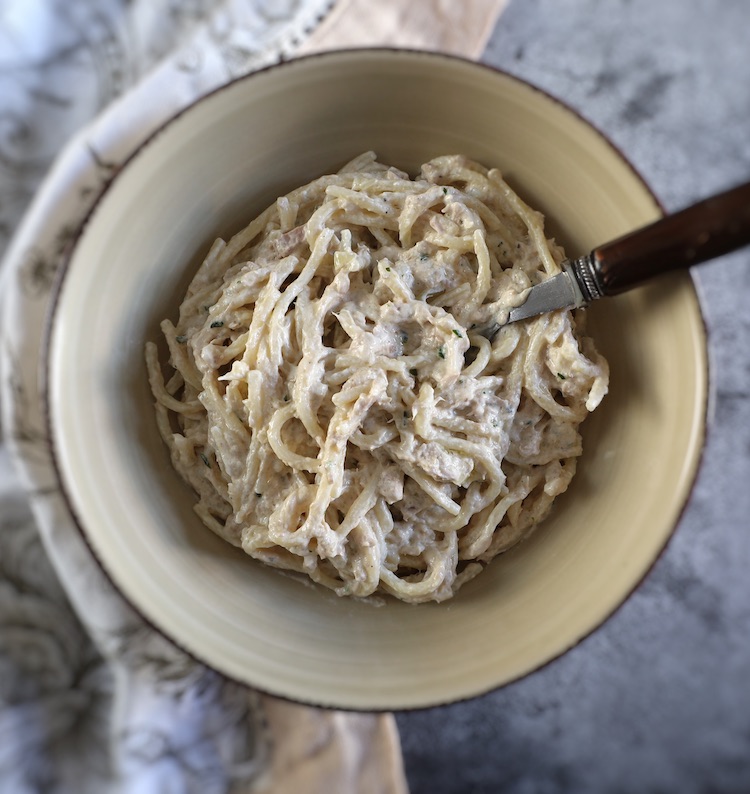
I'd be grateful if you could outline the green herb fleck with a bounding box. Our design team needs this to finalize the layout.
[385,266,392,272]
[210,320,224,328]
[442,187,448,195]
[437,346,445,359]
[557,372,566,380]
[452,329,463,338]
[176,335,187,344]
[255,492,262,498]
[199,453,210,467]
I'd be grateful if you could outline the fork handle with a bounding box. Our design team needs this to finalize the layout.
[576,180,750,299]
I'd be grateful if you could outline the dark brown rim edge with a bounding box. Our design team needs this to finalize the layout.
[39,47,712,714]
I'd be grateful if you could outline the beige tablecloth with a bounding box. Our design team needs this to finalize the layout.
[0,1,506,791]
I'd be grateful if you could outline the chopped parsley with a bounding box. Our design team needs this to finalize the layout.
[437,346,445,359]
[210,320,224,328]
[452,329,463,338]
[442,187,448,195]
[557,372,567,380]
[199,453,210,467]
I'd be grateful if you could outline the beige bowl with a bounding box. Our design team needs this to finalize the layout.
[45,49,708,710]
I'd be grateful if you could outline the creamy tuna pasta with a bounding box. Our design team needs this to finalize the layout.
[146,153,608,603]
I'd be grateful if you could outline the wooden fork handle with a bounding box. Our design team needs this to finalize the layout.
[579,180,750,298]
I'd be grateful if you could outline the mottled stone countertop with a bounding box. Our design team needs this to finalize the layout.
[1,1,747,792]
[397,1,750,792]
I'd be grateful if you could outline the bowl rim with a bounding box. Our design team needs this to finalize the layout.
[40,46,710,712]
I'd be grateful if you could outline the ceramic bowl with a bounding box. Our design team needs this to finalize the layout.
[45,49,708,710]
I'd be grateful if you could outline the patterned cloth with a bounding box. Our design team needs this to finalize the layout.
[0,1,506,791]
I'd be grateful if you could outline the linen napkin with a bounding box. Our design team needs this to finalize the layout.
[0,1,507,792]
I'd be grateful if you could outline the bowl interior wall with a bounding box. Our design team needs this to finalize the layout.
[49,51,706,709]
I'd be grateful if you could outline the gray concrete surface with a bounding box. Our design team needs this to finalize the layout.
[396,1,750,792]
